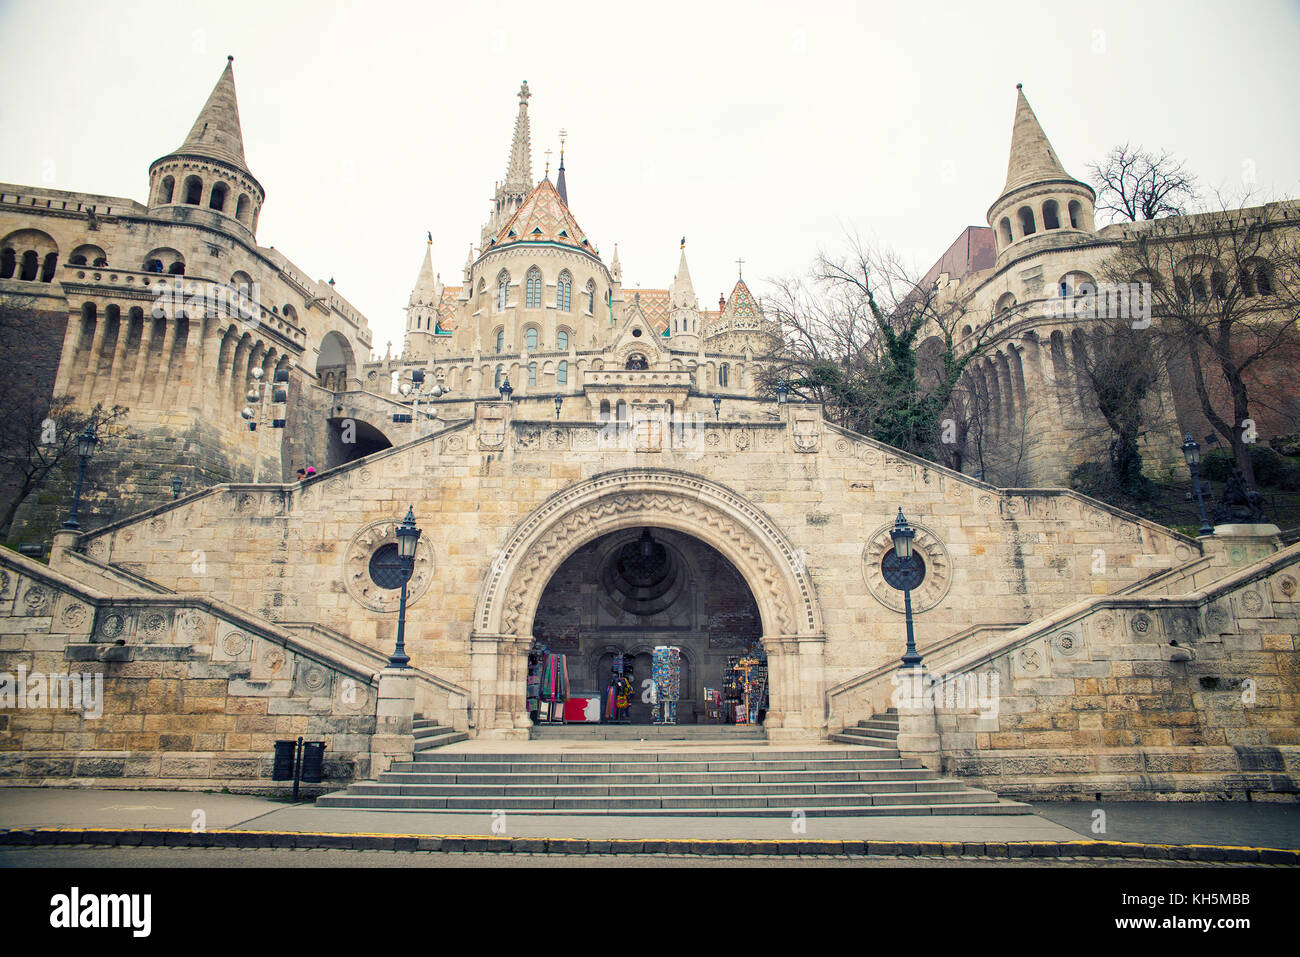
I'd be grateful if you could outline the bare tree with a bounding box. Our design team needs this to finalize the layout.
[0,395,129,540]
[1098,194,1300,487]
[759,236,1000,461]
[1088,143,1201,224]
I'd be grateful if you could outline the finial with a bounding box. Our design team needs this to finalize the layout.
[518,80,531,104]
[681,236,686,249]
[227,55,234,62]
[427,230,432,245]
[544,148,551,178]
[559,128,567,159]
[1016,82,1022,90]
[736,256,745,277]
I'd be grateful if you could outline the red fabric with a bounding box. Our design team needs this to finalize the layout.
[564,697,600,722]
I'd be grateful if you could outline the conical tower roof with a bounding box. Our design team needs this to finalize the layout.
[410,239,439,305]
[1000,85,1076,195]
[720,276,761,323]
[502,81,533,194]
[671,241,697,310]
[173,56,251,172]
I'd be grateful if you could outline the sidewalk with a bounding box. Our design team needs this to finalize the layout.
[1,787,1297,863]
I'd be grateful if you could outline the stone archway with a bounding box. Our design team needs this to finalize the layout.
[469,469,826,740]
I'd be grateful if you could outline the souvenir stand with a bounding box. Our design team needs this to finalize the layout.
[650,645,681,724]
[722,648,769,725]
[603,654,633,723]
[531,647,570,724]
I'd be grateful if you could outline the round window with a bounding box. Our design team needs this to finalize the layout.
[368,543,409,589]
[631,327,642,337]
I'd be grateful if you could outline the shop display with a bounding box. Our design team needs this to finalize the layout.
[651,645,680,724]
[534,650,570,724]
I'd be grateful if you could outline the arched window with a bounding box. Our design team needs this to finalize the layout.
[525,327,538,352]
[719,363,729,387]
[40,252,56,282]
[557,329,569,351]
[19,250,38,281]
[525,267,542,308]
[494,365,505,389]
[235,193,250,224]
[494,328,505,353]
[616,400,627,421]
[158,175,175,204]
[1174,277,1190,303]
[528,362,537,387]
[70,254,87,266]
[1239,268,1255,297]
[1068,200,1083,229]
[1017,206,1036,237]
[168,261,185,275]
[998,217,1013,248]
[1042,200,1061,230]
[996,293,1017,316]
[599,400,610,421]
[146,259,163,273]
[0,248,14,279]
[496,271,510,311]
[209,182,228,212]
[558,360,568,385]
[586,279,596,313]
[1256,264,1273,296]
[1211,271,1227,300]
[183,175,203,205]
[1190,276,1208,302]
[557,270,572,311]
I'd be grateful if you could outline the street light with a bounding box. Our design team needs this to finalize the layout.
[498,376,514,402]
[171,476,183,500]
[388,506,422,669]
[776,380,789,404]
[554,395,564,419]
[713,395,722,420]
[63,426,98,530]
[883,507,926,670]
[1182,432,1214,536]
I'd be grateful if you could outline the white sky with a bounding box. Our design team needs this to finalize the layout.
[2,0,1298,356]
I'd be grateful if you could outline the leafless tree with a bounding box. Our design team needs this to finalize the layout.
[1098,193,1300,487]
[1087,143,1201,224]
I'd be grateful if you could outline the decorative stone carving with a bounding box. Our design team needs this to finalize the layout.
[791,413,821,452]
[221,630,251,657]
[141,612,168,639]
[1130,612,1153,636]
[343,517,436,613]
[861,520,953,614]
[61,602,88,628]
[1053,630,1082,657]
[22,586,50,615]
[98,612,127,639]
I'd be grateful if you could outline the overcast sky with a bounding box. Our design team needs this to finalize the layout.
[2,0,1298,356]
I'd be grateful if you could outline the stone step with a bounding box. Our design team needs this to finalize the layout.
[314,795,1023,816]
[405,749,902,763]
[392,758,915,775]
[531,727,769,740]
[415,731,469,751]
[857,718,900,732]
[336,779,969,798]
[836,729,899,747]
[379,768,943,786]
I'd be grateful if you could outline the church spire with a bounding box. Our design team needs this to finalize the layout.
[177,56,251,172]
[503,81,533,193]
[556,129,568,205]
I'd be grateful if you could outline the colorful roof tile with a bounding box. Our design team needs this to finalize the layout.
[489,178,594,254]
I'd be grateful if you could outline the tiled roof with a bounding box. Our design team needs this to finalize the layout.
[489,178,593,254]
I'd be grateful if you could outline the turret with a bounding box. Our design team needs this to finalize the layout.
[668,239,701,351]
[403,237,443,361]
[481,81,535,248]
[987,85,1096,264]
[147,56,264,242]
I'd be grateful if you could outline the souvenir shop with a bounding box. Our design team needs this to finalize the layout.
[527,641,769,726]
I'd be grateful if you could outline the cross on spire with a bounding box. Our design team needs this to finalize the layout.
[736,257,745,277]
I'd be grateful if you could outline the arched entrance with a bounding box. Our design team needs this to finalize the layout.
[530,527,765,725]
[469,469,827,740]
[324,416,392,468]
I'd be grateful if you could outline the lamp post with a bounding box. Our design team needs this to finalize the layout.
[882,507,926,669]
[63,426,98,530]
[388,507,422,669]
[171,475,183,500]
[713,395,722,420]
[1182,431,1214,536]
[776,380,789,404]
[498,376,513,402]
[554,394,563,419]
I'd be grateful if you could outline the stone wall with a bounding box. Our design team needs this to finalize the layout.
[0,546,415,791]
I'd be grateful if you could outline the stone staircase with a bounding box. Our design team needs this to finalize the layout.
[529,724,768,742]
[830,709,900,748]
[413,717,469,752]
[317,728,1028,816]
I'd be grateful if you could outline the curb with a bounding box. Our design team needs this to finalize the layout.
[0,828,1296,863]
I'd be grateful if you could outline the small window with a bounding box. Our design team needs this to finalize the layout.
[1256,265,1272,296]
[209,182,228,212]
[558,360,568,385]
[1042,200,1060,230]
[526,327,538,352]
[183,175,203,205]
[368,544,408,589]
[586,279,596,313]
[719,363,729,387]
[495,328,505,353]
[528,362,537,387]
[494,365,505,389]
[1017,206,1036,237]
[557,271,572,311]
[158,175,175,204]
[497,272,510,311]
[557,329,569,351]
[526,267,542,309]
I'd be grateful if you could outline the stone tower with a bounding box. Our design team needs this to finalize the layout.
[404,238,442,361]
[986,84,1096,266]
[147,56,265,244]
[481,81,535,249]
[668,240,701,352]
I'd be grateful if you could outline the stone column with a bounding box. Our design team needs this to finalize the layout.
[52,311,85,397]
[132,316,160,406]
[49,528,81,574]
[151,316,176,407]
[895,667,942,771]
[368,667,416,778]
[797,636,827,737]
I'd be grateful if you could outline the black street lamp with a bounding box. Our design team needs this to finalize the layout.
[554,394,563,419]
[388,507,422,669]
[883,507,927,670]
[1182,432,1214,536]
[63,426,98,530]
[171,476,183,500]
[776,380,789,404]
[498,376,513,402]
[713,395,722,420]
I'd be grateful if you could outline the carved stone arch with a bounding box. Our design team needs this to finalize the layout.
[475,469,822,641]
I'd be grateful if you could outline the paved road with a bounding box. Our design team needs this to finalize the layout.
[0,846,1219,867]
[1028,801,1300,850]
